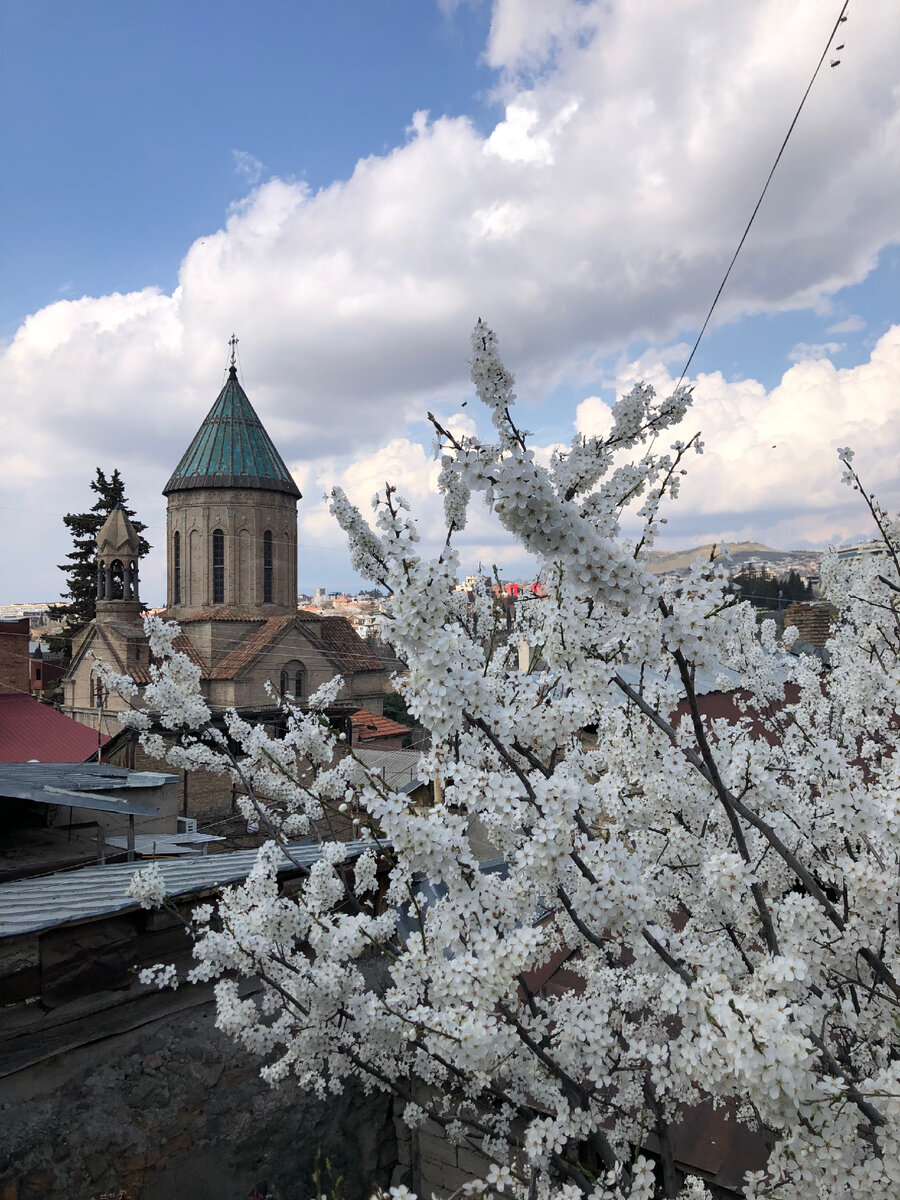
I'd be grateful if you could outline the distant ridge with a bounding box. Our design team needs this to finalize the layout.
[647,542,817,574]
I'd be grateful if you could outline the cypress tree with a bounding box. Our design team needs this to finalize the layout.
[49,468,150,657]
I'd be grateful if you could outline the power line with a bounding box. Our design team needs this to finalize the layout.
[677,0,851,387]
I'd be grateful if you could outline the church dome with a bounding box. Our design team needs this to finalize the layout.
[163,365,301,498]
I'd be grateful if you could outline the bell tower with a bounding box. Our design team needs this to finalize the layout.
[95,503,143,618]
[163,339,301,619]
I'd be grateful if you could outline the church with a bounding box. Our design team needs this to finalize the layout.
[61,356,389,739]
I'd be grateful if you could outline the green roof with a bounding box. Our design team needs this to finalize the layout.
[163,366,301,498]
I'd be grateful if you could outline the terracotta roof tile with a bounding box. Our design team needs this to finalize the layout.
[208,615,297,680]
[351,708,411,742]
[172,634,208,674]
[320,617,384,673]
[157,606,269,624]
[128,634,208,684]
[0,693,108,763]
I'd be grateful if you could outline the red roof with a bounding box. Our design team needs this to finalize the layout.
[0,693,108,763]
[320,617,384,673]
[351,708,411,743]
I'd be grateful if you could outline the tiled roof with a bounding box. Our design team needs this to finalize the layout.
[0,693,108,763]
[157,606,269,624]
[173,634,208,674]
[208,615,297,680]
[163,365,301,498]
[130,634,208,684]
[351,708,411,742]
[320,616,384,673]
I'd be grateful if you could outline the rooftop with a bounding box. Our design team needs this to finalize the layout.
[0,838,378,937]
[0,693,108,763]
[163,364,301,499]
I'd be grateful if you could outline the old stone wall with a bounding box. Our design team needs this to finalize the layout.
[0,992,398,1200]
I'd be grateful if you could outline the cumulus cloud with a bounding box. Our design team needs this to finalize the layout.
[288,324,900,587]
[827,314,866,334]
[2,0,899,597]
[788,341,844,363]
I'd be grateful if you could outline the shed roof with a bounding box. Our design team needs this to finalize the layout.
[163,365,301,498]
[0,694,108,763]
[352,747,422,791]
[0,838,378,937]
[0,762,177,819]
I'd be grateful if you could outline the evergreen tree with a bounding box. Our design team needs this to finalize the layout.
[49,468,150,657]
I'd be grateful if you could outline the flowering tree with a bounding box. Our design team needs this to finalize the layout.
[112,324,900,1199]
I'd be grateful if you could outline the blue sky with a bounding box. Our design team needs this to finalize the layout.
[1,0,899,603]
[1,2,495,332]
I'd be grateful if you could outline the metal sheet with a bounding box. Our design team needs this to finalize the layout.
[0,839,379,937]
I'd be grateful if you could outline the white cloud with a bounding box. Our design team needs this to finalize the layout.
[630,324,900,549]
[574,395,613,438]
[232,149,264,184]
[3,0,900,597]
[827,314,866,334]
[788,341,845,363]
[289,325,900,587]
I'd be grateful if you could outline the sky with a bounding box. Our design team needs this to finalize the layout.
[1,0,899,606]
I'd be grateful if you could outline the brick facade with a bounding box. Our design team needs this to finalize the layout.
[0,618,30,696]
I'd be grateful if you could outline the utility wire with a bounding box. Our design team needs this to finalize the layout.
[677,0,851,388]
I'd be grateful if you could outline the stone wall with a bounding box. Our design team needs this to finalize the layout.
[0,993,398,1200]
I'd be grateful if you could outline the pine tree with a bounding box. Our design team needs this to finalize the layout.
[49,468,150,657]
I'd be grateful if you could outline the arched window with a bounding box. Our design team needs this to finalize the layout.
[279,660,305,702]
[173,531,181,604]
[263,529,273,603]
[110,559,124,599]
[212,528,225,604]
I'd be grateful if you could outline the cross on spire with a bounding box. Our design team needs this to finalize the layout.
[228,333,239,368]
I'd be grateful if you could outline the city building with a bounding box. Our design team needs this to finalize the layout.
[61,357,386,750]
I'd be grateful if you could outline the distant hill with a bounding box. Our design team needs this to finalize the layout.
[648,542,819,574]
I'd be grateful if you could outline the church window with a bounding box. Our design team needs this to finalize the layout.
[212,528,225,604]
[90,677,94,706]
[294,668,305,699]
[173,531,181,604]
[263,530,273,603]
[279,670,288,696]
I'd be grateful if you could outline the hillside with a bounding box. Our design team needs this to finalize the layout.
[647,542,818,574]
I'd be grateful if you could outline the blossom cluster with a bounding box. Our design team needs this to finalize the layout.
[113,324,900,1200]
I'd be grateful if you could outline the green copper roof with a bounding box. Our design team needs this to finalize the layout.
[163,366,301,498]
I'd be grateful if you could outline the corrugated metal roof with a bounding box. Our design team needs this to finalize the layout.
[0,694,108,763]
[0,762,178,819]
[352,748,422,790]
[163,365,301,498]
[0,838,379,937]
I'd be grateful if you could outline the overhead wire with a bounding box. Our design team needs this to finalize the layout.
[676,0,851,388]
